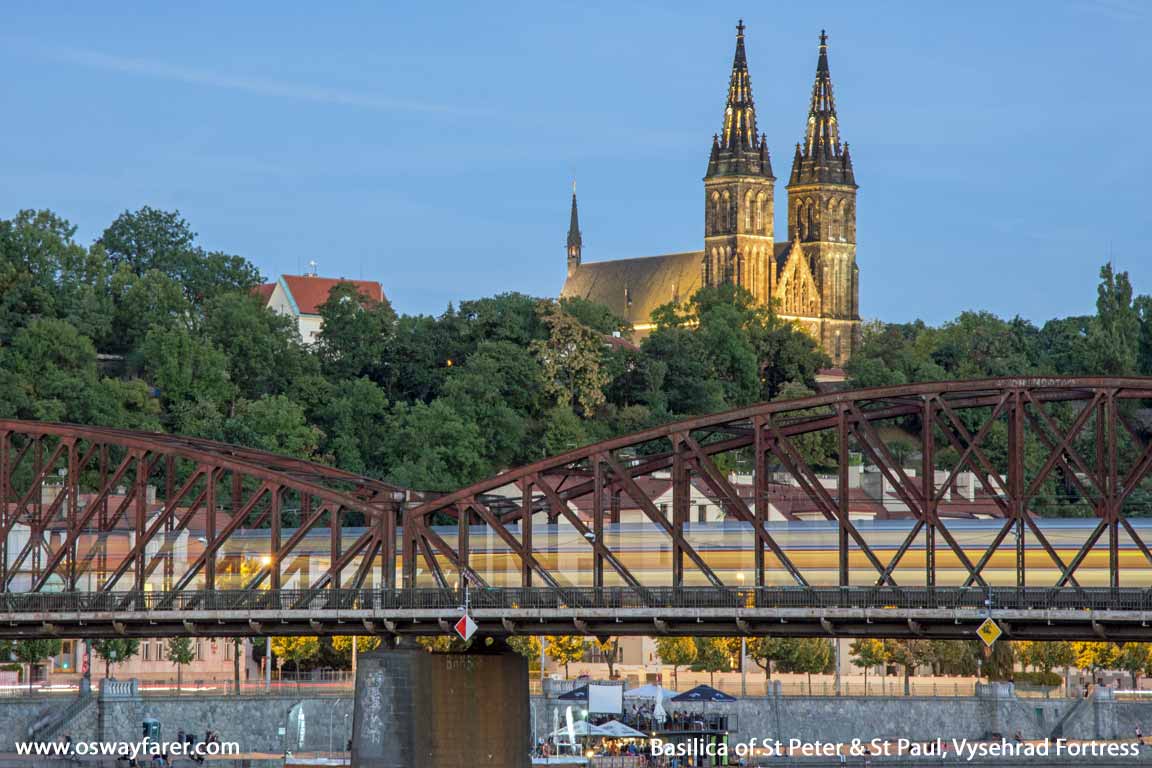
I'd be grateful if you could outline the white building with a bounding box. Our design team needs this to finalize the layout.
[255,272,386,345]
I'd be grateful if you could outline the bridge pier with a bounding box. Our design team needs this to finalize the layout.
[351,641,529,768]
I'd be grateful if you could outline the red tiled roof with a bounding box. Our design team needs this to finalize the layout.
[280,275,385,316]
[253,283,276,303]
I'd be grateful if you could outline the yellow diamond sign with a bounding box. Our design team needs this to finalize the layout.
[977,617,1002,648]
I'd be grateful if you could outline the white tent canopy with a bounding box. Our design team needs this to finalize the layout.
[549,721,609,739]
[623,684,678,700]
[597,720,647,738]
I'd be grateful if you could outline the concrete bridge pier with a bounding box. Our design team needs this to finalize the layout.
[351,640,530,768]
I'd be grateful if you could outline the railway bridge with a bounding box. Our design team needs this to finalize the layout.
[2,377,1152,641]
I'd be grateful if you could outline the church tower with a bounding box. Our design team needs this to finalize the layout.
[787,31,859,364]
[566,183,582,278]
[703,21,775,303]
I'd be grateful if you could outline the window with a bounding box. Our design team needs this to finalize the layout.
[142,641,151,662]
[698,504,707,523]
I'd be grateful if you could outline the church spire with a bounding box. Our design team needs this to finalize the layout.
[706,20,773,178]
[566,182,582,277]
[790,30,855,186]
[721,19,757,150]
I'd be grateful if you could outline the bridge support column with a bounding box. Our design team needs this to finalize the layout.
[351,644,529,768]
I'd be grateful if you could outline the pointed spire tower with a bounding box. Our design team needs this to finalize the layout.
[566,181,582,277]
[786,30,860,366]
[703,20,776,303]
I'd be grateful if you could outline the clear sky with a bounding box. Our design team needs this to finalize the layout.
[2,1,1149,325]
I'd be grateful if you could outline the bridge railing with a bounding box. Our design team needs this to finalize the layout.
[2,586,1152,613]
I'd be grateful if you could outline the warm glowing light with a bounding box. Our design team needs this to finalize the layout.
[445,358,454,367]
[261,555,273,566]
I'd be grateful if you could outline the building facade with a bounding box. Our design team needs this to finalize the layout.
[560,24,861,365]
[255,273,386,345]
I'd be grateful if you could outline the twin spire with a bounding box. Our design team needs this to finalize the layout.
[706,22,853,186]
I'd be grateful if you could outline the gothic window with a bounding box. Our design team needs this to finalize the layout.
[709,192,721,234]
[745,190,754,232]
[807,199,817,241]
[827,198,839,241]
[756,192,767,234]
[721,191,731,232]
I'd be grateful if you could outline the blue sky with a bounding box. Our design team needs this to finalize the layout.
[2,1,1149,324]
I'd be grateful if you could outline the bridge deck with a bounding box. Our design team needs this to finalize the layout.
[4,587,1152,640]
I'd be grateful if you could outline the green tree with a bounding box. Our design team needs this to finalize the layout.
[316,282,397,381]
[1015,641,1075,675]
[531,301,608,416]
[96,206,259,304]
[167,637,195,692]
[596,637,621,679]
[202,292,317,403]
[746,637,792,681]
[92,639,140,679]
[224,395,321,459]
[544,636,586,679]
[135,325,234,409]
[850,639,889,690]
[654,637,697,688]
[382,399,489,490]
[923,640,980,677]
[775,638,834,695]
[331,636,382,666]
[883,640,929,696]
[12,639,62,692]
[1090,263,1140,375]
[506,636,543,671]
[983,641,1016,682]
[690,637,736,685]
[1114,643,1152,688]
[271,636,321,676]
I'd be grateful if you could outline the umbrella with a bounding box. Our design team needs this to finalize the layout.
[549,721,609,738]
[598,720,647,738]
[652,694,667,726]
[557,684,589,700]
[670,684,737,703]
[623,684,678,700]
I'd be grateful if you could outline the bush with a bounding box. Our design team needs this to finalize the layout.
[1014,670,1062,687]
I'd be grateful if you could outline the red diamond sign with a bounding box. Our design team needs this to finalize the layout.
[454,614,477,642]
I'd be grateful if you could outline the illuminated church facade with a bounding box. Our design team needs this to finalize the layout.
[560,23,860,365]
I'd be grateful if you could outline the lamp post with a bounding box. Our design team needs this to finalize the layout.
[737,572,747,696]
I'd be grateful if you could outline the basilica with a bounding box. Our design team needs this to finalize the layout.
[560,23,860,365]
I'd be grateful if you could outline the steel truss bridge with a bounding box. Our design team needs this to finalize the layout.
[3,377,1152,641]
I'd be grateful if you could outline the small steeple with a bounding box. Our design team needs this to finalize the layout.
[706,20,773,179]
[566,181,582,276]
[790,30,855,186]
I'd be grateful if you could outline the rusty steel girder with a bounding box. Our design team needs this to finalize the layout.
[402,377,1152,592]
[0,420,407,598]
[4,377,1152,608]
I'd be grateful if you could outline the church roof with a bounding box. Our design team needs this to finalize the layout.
[561,252,704,327]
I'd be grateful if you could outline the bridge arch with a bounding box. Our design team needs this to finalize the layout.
[403,377,1152,594]
[0,421,407,599]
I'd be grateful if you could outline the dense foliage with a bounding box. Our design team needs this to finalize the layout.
[0,208,828,491]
